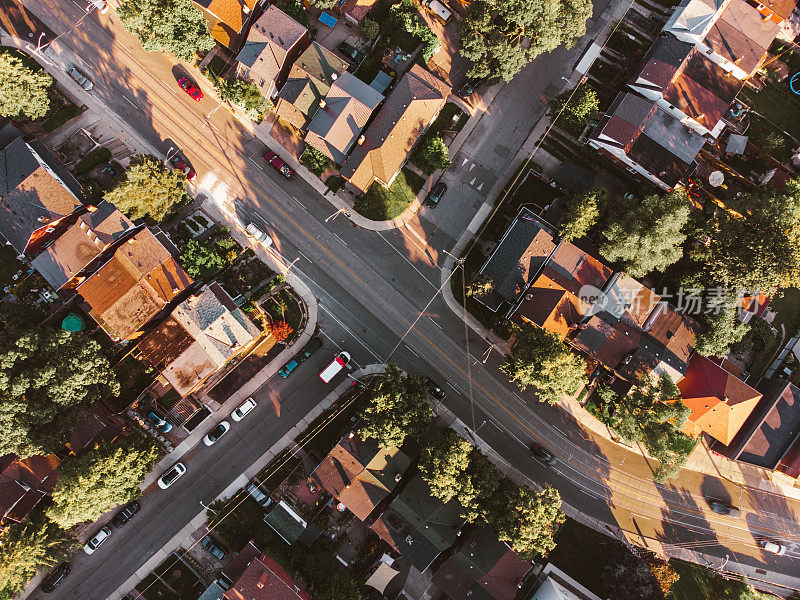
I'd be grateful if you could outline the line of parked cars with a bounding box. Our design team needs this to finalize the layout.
[278,336,323,378]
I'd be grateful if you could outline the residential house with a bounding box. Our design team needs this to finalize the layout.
[274,43,350,131]
[746,0,797,23]
[137,282,259,397]
[371,473,464,572]
[31,201,135,290]
[76,227,193,342]
[677,353,762,445]
[0,454,60,528]
[310,432,410,521]
[432,526,533,600]
[0,121,84,257]
[305,72,384,165]
[340,0,379,25]
[191,0,258,51]
[476,208,557,313]
[222,540,310,600]
[341,64,451,193]
[236,6,309,101]
[629,34,743,138]
[528,564,603,600]
[587,92,705,190]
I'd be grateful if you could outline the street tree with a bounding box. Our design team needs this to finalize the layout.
[358,364,433,447]
[118,0,214,61]
[47,437,161,528]
[548,84,599,135]
[0,312,120,458]
[502,323,587,403]
[559,187,606,243]
[301,145,330,174]
[0,518,75,599]
[460,0,591,82]
[105,154,187,221]
[179,238,226,279]
[457,450,499,522]
[600,190,689,277]
[0,51,53,120]
[413,136,451,175]
[419,429,473,503]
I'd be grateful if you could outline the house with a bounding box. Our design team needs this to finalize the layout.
[31,201,135,290]
[587,92,705,190]
[371,473,464,572]
[0,454,60,527]
[76,227,193,342]
[222,540,310,600]
[137,283,259,397]
[629,34,743,137]
[310,432,410,521]
[746,0,797,23]
[432,527,533,600]
[677,353,762,445]
[274,43,350,131]
[476,208,557,313]
[528,564,603,600]
[190,0,257,51]
[341,64,451,193]
[0,121,84,257]
[305,73,384,165]
[341,0,379,25]
[235,5,309,100]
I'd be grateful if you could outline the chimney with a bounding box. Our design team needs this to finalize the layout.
[319,99,326,109]
[257,572,269,589]
[331,73,338,80]
[394,473,402,482]
[357,135,365,145]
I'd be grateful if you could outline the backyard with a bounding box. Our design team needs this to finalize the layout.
[354,168,425,220]
[135,551,208,600]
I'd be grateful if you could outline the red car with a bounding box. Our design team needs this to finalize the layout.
[178,77,203,101]
[264,150,294,179]
[169,155,196,181]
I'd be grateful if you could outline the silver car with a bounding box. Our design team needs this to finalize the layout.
[67,67,93,91]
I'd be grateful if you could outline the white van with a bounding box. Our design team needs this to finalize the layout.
[421,0,452,24]
[319,351,351,383]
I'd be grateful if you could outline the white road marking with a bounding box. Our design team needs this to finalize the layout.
[298,251,312,262]
[330,231,348,247]
[122,95,137,108]
[377,233,437,290]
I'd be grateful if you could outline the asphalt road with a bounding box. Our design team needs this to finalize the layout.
[11,0,800,597]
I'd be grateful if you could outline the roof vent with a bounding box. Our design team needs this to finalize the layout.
[394,473,402,482]
[257,572,269,589]
[357,135,365,145]
[332,73,338,80]
[319,99,326,109]
[37,216,49,223]
[243,5,250,12]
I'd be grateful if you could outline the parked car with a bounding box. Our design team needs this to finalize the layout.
[157,462,186,489]
[424,377,446,400]
[201,535,228,560]
[231,397,257,422]
[246,480,271,507]
[300,337,323,361]
[264,150,294,179]
[426,182,447,207]
[147,410,173,433]
[320,351,350,383]
[203,421,231,446]
[338,41,365,64]
[178,77,203,101]
[530,442,556,465]
[421,0,452,23]
[112,501,141,527]
[86,0,109,12]
[41,563,70,593]
[456,79,481,100]
[169,155,196,181]
[759,539,787,555]
[83,526,111,554]
[67,66,93,91]
[279,358,300,378]
[244,222,273,248]
[707,499,740,518]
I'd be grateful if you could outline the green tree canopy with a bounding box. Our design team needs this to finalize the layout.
[0,518,75,599]
[419,429,473,503]
[466,273,494,298]
[46,436,161,528]
[560,187,606,243]
[502,323,587,403]
[455,449,499,522]
[600,189,689,277]
[0,311,120,458]
[105,154,187,221]
[301,145,331,173]
[361,18,380,40]
[460,0,591,82]
[413,136,451,175]
[0,51,52,120]
[118,0,214,61]
[695,298,750,357]
[179,238,226,279]
[358,364,433,447]
[548,84,599,135]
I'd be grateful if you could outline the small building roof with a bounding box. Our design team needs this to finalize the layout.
[545,243,612,298]
[706,0,780,76]
[236,6,307,89]
[341,0,379,23]
[223,547,310,600]
[192,0,257,49]
[726,133,748,155]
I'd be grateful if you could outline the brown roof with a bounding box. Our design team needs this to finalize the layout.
[138,315,195,368]
[643,303,699,366]
[545,243,612,297]
[77,228,192,341]
[224,550,310,600]
[341,65,451,192]
[477,549,533,600]
[0,453,61,523]
[571,315,642,369]
[705,0,779,76]
[310,441,365,496]
[341,0,379,23]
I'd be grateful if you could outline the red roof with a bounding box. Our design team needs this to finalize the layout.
[224,549,310,600]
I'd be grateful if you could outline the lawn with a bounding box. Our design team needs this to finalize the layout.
[547,518,615,597]
[668,559,773,600]
[354,168,425,220]
[769,287,800,338]
[42,103,83,133]
[740,82,800,144]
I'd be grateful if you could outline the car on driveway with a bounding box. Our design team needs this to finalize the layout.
[246,479,272,507]
[84,526,111,554]
[338,40,365,65]
[279,358,300,378]
[231,397,257,421]
[300,337,323,361]
[264,150,294,179]
[530,442,556,465]
[707,499,740,517]
[426,182,447,207]
[203,421,231,446]
[759,539,787,555]
[424,377,446,400]
[112,501,141,527]
[168,155,196,181]
[178,77,203,101]
[41,563,70,592]
[157,462,186,489]
[201,535,228,560]
[147,410,173,433]
[67,66,93,91]
[456,79,481,100]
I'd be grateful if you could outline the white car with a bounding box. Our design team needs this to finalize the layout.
[759,539,787,555]
[83,526,111,554]
[157,462,186,489]
[231,397,257,422]
[244,223,273,248]
[203,420,231,446]
[86,0,110,12]
[67,67,93,91]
